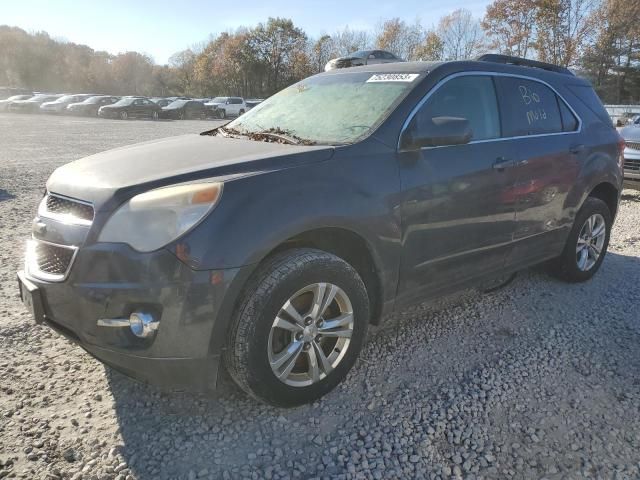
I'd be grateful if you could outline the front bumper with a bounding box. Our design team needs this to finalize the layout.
[19,242,246,392]
[98,109,120,119]
[623,147,640,189]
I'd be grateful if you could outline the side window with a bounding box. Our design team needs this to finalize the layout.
[133,99,142,106]
[495,77,562,136]
[412,75,501,142]
[383,52,396,59]
[558,99,578,132]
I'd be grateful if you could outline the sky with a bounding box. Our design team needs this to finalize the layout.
[2,0,490,64]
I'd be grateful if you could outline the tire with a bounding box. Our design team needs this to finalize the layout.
[178,111,185,120]
[239,109,245,116]
[152,111,159,121]
[119,111,128,120]
[224,248,370,407]
[218,109,226,119]
[549,197,612,282]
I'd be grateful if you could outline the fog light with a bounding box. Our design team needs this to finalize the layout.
[129,312,159,338]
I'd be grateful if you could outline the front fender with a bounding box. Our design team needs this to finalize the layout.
[174,148,401,272]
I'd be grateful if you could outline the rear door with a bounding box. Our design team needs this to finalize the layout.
[494,76,582,268]
[397,74,518,303]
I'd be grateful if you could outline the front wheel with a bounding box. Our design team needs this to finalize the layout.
[217,109,226,119]
[151,111,159,120]
[549,197,612,282]
[119,111,128,120]
[224,249,370,407]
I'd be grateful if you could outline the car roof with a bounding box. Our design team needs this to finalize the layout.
[321,59,590,85]
[322,61,443,75]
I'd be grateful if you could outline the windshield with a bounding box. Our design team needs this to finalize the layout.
[210,97,228,103]
[227,71,421,144]
[168,100,188,108]
[112,98,136,106]
[350,50,370,58]
[6,95,29,101]
[54,95,77,103]
[83,96,105,104]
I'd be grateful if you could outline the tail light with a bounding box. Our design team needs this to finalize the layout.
[616,132,625,171]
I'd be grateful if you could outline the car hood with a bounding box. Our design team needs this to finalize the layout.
[47,133,335,211]
[68,102,90,108]
[620,125,640,142]
[41,101,64,107]
[205,102,223,107]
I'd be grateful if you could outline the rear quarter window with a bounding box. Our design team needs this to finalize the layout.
[566,84,611,126]
[495,77,562,136]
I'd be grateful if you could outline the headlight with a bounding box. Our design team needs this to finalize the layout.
[98,182,223,252]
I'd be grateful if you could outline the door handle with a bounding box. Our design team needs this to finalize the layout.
[570,144,585,154]
[492,157,515,170]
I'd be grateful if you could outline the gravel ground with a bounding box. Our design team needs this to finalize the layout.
[1,113,640,480]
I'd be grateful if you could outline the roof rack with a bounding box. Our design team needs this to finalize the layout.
[476,54,573,76]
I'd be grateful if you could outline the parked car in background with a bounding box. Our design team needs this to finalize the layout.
[18,56,623,407]
[98,97,161,120]
[620,120,640,190]
[67,96,120,116]
[160,99,207,120]
[245,99,264,110]
[205,97,246,118]
[8,94,63,113]
[324,50,404,71]
[151,97,173,108]
[0,94,32,111]
[40,94,95,114]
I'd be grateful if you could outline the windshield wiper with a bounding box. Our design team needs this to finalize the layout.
[216,126,315,145]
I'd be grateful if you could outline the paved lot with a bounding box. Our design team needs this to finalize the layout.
[1,113,640,480]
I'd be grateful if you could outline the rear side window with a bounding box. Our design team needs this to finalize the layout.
[495,77,562,136]
[558,100,579,132]
[414,75,500,141]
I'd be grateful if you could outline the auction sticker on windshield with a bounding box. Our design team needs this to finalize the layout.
[366,73,420,83]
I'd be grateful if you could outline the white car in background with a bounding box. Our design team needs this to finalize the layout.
[324,49,404,71]
[204,97,246,119]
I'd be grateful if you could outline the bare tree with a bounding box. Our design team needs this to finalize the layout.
[414,31,445,60]
[169,49,197,95]
[534,0,598,67]
[437,9,487,60]
[330,27,372,56]
[374,18,425,60]
[482,0,537,57]
[309,35,334,72]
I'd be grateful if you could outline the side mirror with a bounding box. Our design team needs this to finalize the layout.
[402,116,473,150]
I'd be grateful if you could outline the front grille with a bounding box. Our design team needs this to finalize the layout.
[624,158,640,172]
[26,240,77,281]
[40,194,94,224]
[626,141,640,151]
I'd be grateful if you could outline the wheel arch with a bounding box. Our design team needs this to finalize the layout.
[587,181,619,219]
[208,226,387,359]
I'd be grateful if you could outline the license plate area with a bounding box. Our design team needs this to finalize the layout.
[17,271,46,324]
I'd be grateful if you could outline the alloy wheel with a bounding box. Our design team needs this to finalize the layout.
[267,283,354,387]
[576,213,606,271]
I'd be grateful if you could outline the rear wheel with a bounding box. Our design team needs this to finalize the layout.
[178,111,185,120]
[549,197,612,282]
[224,249,370,407]
[151,111,159,121]
[217,109,226,119]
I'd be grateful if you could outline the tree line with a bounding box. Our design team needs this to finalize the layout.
[0,0,638,103]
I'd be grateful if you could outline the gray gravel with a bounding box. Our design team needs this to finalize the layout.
[2,113,640,480]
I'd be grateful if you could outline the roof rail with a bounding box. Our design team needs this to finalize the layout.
[476,54,573,76]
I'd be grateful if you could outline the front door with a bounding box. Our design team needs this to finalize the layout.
[397,74,517,304]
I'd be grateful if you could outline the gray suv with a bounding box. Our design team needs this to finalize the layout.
[620,116,640,189]
[18,55,623,406]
